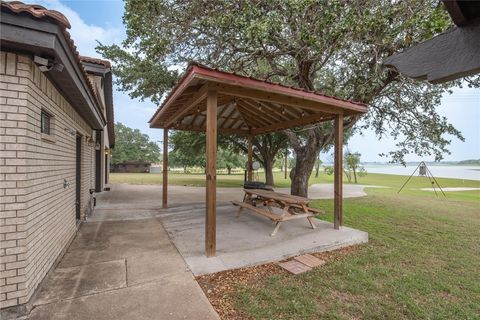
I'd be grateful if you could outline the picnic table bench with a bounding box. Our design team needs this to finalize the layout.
[232,189,324,236]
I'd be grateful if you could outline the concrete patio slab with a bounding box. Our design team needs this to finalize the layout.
[26,185,219,320]
[157,203,368,276]
[28,273,216,320]
[100,183,384,211]
[34,259,127,306]
[26,182,370,319]
[126,251,189,286]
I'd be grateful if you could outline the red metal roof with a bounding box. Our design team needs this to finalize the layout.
[149,62,367,124]
[188,62,366,107]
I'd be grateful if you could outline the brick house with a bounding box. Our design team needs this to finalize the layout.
[0,2,114,313]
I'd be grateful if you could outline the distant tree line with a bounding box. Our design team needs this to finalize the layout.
[112,122,161,164]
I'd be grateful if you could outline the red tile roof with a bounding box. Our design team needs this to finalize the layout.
[80,56,111,68]
[1,1,70,28]
[1,1,112,122]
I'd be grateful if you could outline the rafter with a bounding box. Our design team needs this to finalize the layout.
[255,100,290,121]
[236,104,266,128]
[218,103,237,128]
[252,113,335,135]
[214,83,351,115]
[239,99,280,125]
[237,100,276,126]
[165,83,210,127]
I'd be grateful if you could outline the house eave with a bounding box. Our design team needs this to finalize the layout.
[0,11,106,129]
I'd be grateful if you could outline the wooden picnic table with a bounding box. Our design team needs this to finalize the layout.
[232,189,324,236]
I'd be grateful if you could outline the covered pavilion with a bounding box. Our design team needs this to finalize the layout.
[149,62,368,257]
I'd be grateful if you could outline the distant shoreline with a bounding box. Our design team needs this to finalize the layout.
[358,165,480,181]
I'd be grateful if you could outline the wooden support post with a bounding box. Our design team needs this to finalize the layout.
[205,89,217,257]
[247,135,253,181]
[334,114,343,229]
[162,129,168,209]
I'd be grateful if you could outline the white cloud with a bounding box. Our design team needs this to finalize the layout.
[35,0,124,58]
[30,1,163,139]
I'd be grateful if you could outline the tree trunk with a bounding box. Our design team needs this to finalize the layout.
[183,165,187,174]
[285,63,395,197]
[353,167,357,183]
[225,134,285,187]
[264,156,274,186]
[315,155,320,178]
[344,169,351,183]
[227,166,232,175]
[289,141,320,197]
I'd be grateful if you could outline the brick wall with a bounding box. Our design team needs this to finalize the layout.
[0,52,96,309]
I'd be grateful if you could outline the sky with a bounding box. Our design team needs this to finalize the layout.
[35,0,480,162]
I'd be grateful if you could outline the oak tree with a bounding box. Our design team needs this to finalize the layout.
[112,122,161,164]
[99,0,471,196]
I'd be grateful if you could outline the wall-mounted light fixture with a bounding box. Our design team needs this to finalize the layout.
[34,56,64,73]
[86,136,95,147]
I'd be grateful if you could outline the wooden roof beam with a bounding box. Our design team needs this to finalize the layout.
[194,97,232,127]
[252,113,335,135]
[214,82,361,115]
[179,92,232,121]
[237,100,277,126]
[239,99,282,125]
[268,101,303,118]
[218,103,237,128]
[231,116,246,130]
[222,108,243,130]
[165,83,210,127]
[236,104,266,128]
[252,100,291,121]
[173,123,250,135]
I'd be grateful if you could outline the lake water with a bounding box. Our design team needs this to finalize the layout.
[362,165,480,181]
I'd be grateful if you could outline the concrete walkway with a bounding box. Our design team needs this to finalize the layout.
[25,182,376,319]
[95,183,385,211]
[26,189,219,319]
[90,184,368,276]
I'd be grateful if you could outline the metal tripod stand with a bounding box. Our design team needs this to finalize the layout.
[398,161,446,197]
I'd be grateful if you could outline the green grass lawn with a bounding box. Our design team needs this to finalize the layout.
[231,188,480,319]
[231,176,478,319]
[111,170,480,190]
[111,171,479,319]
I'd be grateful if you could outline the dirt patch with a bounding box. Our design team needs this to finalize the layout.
[196,246,360,319]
